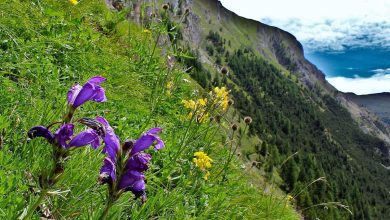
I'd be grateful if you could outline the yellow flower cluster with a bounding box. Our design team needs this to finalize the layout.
[193,151,213,180]
[182,98,209,123]
[285,195,294,207]
[211,87,229,111]
[68,0,78,5]
[182,87,229,123]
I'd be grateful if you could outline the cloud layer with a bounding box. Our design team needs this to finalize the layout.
[327,73,390,95]
[220,0,390,52]
[261,18,390,52]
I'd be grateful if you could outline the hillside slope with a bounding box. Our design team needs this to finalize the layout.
[0,0,300,219]
[121,0,390,219]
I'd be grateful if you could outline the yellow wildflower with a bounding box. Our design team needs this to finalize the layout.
[166,81,174,96]
[193,151,213,170]
[166,81,174,90]
[68,0,78,5]
[182,98,209,123]
[143,29,152,34]
[196,112,209,123]
[198,98,207,106]
[182,99,196,109]
[203,171,210,180]
[193,151,213,180]
[287,195,294,202]
[285,195,294,207]
[212,87,229,111]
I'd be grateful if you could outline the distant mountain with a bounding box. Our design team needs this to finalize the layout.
[345,92,390,125]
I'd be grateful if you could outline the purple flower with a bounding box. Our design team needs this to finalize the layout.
[96,116,120,160]
[119,128,163,195]
[67,76,107,109]
[98,127,164,198]
[28,124,100,149]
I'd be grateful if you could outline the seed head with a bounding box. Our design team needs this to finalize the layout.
[231,123,238,131]
[221,66,229,75]
[244,116,252,125]
[162,4,169,10]
[215,115,222,123]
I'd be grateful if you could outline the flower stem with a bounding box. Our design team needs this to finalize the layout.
[63,107,75,124]
[216,124,248,180]
[22,189,48,220]
[99,198,114,220]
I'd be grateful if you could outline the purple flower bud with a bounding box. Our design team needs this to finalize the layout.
[67,76,107,109]
[28,126,54,142]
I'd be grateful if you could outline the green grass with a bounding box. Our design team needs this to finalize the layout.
[0,0,299,219]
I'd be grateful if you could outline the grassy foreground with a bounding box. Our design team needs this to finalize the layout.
[0,0,299,219]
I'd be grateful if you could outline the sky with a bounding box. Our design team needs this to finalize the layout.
[219,0,390,95]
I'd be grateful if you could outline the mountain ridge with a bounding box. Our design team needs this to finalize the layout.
[185,0,390,146]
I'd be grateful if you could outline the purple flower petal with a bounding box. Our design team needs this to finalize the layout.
[92,87,107,102]
[72,83,95,108]
[67,129,100,149]
[69,76,107,109]
[100,156,116,181]
[87,76,106,85]
[96,116,120,160]
[67,84,82,105]
[119,170,145,192]
[54,124,74,148]
[153,135,165,150]
[27,126,54,142]
[95,116,109,127]
[131,127,164,155]
[126,153,152,172]
[147,127,162,134]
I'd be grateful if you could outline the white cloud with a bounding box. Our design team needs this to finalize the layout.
[220,0,390,51]
[327,73,390,95]
[371,68,390,74]
[263,18,390,51]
